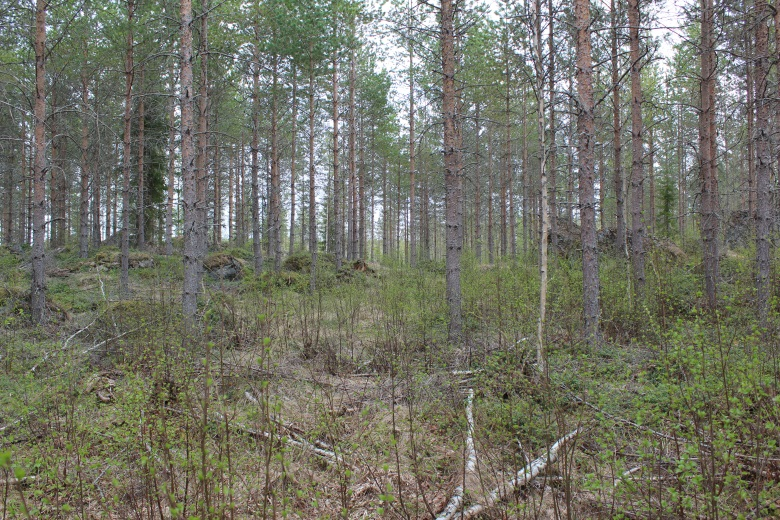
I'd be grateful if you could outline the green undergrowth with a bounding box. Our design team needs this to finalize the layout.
[0,242,778,517]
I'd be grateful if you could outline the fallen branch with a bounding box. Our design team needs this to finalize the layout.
[81,325,146,355]
[217,411,352,469]
[176,395,352,470]
[29,315,99,373]
[436,389,477,520]
[458,428,581,520]
[0,475,36,486]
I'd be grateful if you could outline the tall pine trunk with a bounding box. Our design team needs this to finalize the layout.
[137,66,146,250]
[746,35,756,217]
[576,0,601,346]
[332,53,342,270]
[270,54,281,270]
[181,0,200,319]
[79,68,91,258]
[628,0,645,298]
[548,0,557,252]
[755,0,771,322]
[611,0,626,253]
[309,57,318,292]
[120,0,135,298]
[251,47,263,273]
[532,0,549,373]
[349,48,359,261]
[442,0,462,343]
[31,0,47,324]
[408,44,416,266]
[166,61,177,256]
[699,0,719,309]
[474,103,482,262]
[289,66,298,255]
[196,0,209,270]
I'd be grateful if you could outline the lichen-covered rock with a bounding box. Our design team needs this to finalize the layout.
[204,254,243,280]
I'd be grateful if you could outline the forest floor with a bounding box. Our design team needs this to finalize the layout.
[0,242,779,519]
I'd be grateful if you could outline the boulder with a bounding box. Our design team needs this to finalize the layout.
[204,254,243,280]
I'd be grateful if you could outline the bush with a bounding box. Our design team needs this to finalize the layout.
[282,251,336,272]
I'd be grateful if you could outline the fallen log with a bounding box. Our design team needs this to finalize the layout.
[436,389,477,520]
[458,428,581,519]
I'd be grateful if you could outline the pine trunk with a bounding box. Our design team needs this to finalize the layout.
[308,58,318,292]
[699,0,719,309]
[408,45,416,267]
[474,104,481,262]
[31,0,47,324]
[548,0,557,252]
[289,66,298,254]
[629,0,645,298]
[120,0,135,298]
[251,48,263,273]
[79,69,90,258]
[442,0,462,344]
[611,0,626,253]
[137,66,146,250]
[181,0,200,319]
[755,0,771,321]
[166,62,176,256]
[196,0,209,271]
[533,0,549,373]
[270,54,281,270]
[349,49,359,262]
[576,0,601,346]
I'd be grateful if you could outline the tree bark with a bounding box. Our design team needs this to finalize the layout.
[79,68,91,258]
[409,42,417,267]
[474,103,481,262]
[270,53,281,270]
[196,0,209,269]
[548,0,557,252]
[228,146,234,243]
[599,137,606,230]
[576,0,601,346]
[4,128,13,245]
[442,0,462,343]
[349,48,359,262]
[251,46,263,273]
[745,34,755,217]
[521,88,529,256]
[611,0,626,253]
[628,0,645,298]
[90,109,101,249]
[699,0,719,309]
[181,0,200,319]
[20,118,28,246]
[755,0,771,322]
[359,116,366,259]
[31,0,47,324]
[532,0,549,372]
[487,125,494,264]
[213,132,221,245]
[238,134,245,246]
[137,65,146,250]
[289,65,298,255]
[648,128,655,235]
[500,52,509,258]
[332,53,342,270]
[382,158,388,257]
[50,89,66,249]
[309,56,318,292]
[166,61,177,256]
[774,3,780,221]
[120,0,135,298]
[677,104,686,240]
